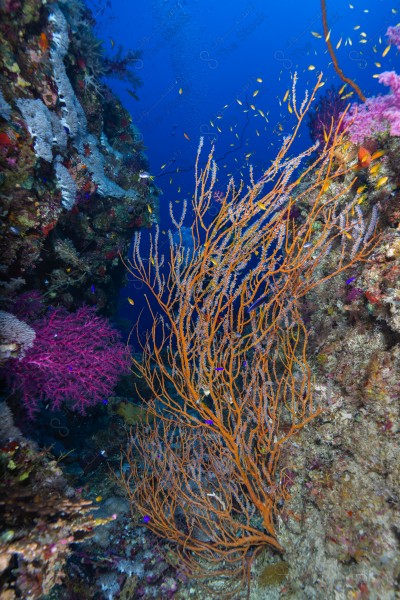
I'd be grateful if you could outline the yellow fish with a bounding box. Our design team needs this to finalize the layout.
[339,84,347,95]
[256,77,263,82]
[356,185,367,194]
[283,89,289,102]
[253,90,259,97]
[382,45,391,57]
[374,62,382,68]
[179,87,183,95]
[236,99,242,105]
[308,65,316,70]
[147,205,152,214]
[369,163,381,175]
[150,256,155,266]
[184,132,190,140]
[370,150,385,161]
[311,31,322,38]
[257,202,267,210]
[127,297,135,306]
[288,103,293,113]
[336,37,342,49]
[96,496,103,502]
[210,257,218,266]
[161,163,167,169]
[376,176,388,188]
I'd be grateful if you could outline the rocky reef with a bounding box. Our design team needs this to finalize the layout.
[0,0,158,315]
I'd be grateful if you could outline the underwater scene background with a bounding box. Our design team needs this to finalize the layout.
[0,0,399,598]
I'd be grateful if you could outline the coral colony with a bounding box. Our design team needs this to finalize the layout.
[0,0,400,598]
[5,307,130,418]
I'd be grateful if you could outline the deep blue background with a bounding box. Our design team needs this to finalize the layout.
[86,0,398,342]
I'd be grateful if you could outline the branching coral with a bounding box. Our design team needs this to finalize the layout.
[120,74,378,596]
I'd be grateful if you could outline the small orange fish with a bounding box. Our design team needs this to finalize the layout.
[38,32,49,52]
[370,149,385,161]
[358,146,371,168]
[183,132,190,140]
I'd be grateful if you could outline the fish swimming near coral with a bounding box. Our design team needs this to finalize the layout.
[138,171,154,180]
[357,146,371,168]
[248,294,269,312]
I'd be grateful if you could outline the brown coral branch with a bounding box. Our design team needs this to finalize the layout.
[320,0,366,102]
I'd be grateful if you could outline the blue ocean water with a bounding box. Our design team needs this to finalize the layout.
[87,0,396,336]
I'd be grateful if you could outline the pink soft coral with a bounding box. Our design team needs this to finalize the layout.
[6,307,130,418]
[387,25,400,50]
[342,25,400,143]
[342,71,400,143]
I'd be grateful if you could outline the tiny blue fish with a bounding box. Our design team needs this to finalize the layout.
[346,277,356,285]
[215,367,224,371]
[204,419,214,425]
[143,515,151,523]
[91,284,96,294]
[243,360,247,367]
[68,366,73,372]
[102,399,108,405]
[248,294,269,312]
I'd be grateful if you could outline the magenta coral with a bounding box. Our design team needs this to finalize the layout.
[342,71,400,143]
[6,307,130,418]
[342,25,400,143]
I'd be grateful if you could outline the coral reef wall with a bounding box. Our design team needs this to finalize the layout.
[0,0,158,314]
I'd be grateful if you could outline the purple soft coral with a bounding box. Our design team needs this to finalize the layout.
[342,25,400,143]
[6,307,130,418]
[387,25,400,50]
